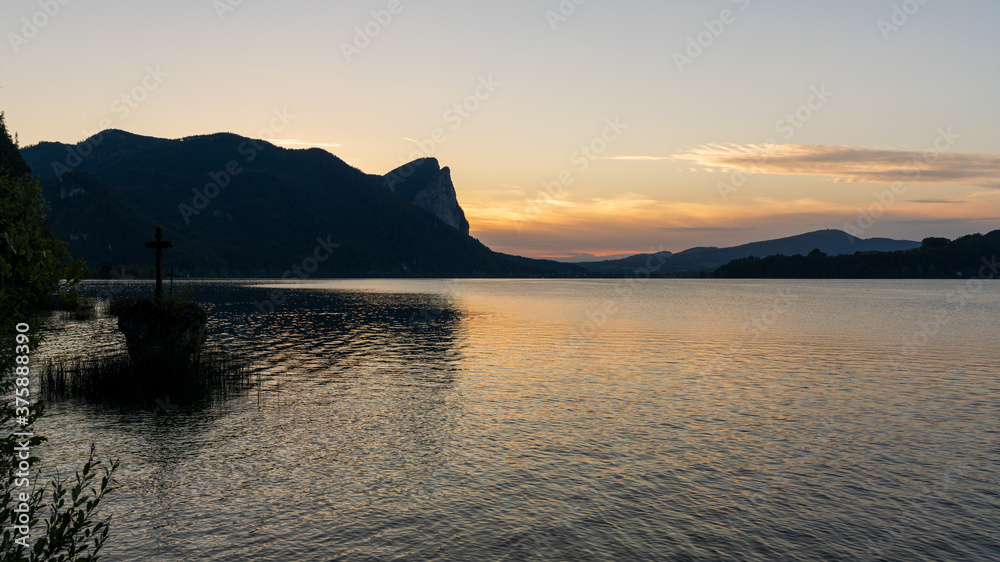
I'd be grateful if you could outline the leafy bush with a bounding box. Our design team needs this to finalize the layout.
[0,371,119,561]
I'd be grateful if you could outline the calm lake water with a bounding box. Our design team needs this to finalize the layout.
[32,279,1000,561]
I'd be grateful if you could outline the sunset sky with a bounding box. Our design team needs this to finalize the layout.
[4,0,1000,258]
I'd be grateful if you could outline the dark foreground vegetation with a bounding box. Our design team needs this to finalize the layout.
[1,112,120,561]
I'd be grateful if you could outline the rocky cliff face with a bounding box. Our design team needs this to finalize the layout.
[384,158,471,236]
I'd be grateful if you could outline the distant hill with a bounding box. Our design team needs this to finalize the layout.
[577,229,920,275]
[714,231,1000,278]
[493,253,589,275]
[22,130,534,277]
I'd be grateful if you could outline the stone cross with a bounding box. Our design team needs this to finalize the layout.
[145,228,173,298]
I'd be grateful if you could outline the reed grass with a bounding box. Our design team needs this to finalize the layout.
[41,346,256,407]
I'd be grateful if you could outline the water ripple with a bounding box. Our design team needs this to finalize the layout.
[28,279,1000,561]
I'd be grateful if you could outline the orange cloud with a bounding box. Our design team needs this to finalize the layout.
[466,191,1000,257]
[673,144,1000,187]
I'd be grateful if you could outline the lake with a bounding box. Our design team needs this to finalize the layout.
[32,279,1000,561]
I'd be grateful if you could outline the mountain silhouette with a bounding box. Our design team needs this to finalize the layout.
[577,229,920,275]
[22,130,531,277]
[715,230,1000,278]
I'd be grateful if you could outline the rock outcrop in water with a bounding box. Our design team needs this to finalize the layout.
[117,299,207,359]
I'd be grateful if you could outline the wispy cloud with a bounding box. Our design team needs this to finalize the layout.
[601,155,673,161]
[271,139,342,149]
[673,144,1000,187]
[658,226,757,233]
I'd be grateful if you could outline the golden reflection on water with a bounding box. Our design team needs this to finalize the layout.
[30,279,1000,561]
